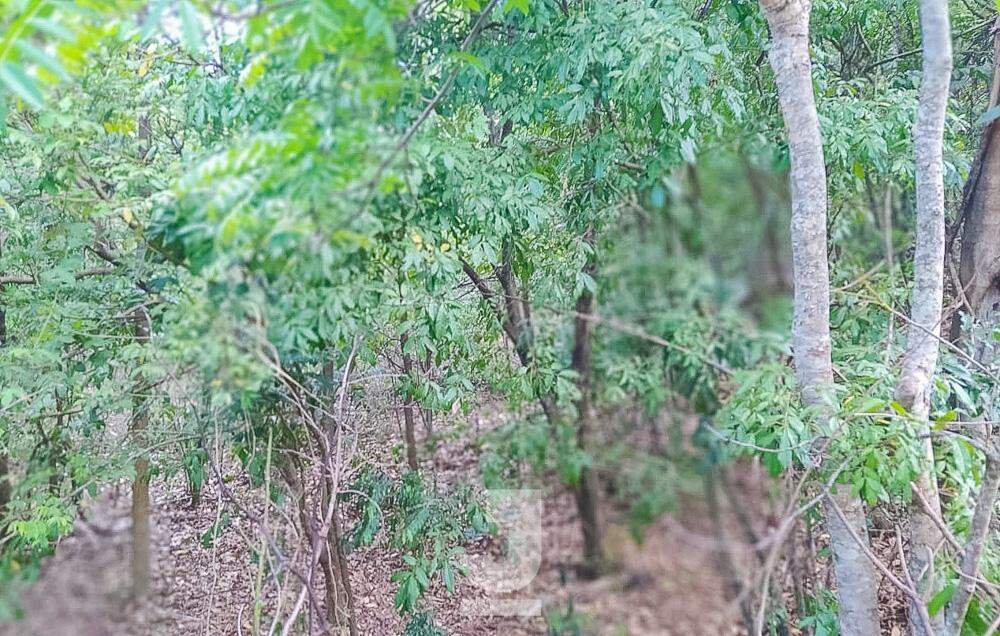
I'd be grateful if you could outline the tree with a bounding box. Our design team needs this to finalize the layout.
[3,1,1000,633]
[895,1,952,633]
[946,16,1000,634]
[758,0,880,633]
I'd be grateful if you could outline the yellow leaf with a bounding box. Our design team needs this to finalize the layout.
[120,207,135,224]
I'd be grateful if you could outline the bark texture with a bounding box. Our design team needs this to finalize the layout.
[0,242,8,518]
[945,446,999,634]
[957,19,1000,325]
[759,1,880,633]
[401,341,419,472]
[570,235,605,576]
[897,2,952,633]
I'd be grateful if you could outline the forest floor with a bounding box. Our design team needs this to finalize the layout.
[0,404,791,636]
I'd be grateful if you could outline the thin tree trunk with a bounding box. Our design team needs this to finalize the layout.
[130,308,152,598]
[318,478,358,636]
[462,242,604,575]
[570,231,605,577]
[330,507,359,636]
[896,3,952,633]
[0,250,8,518]
[945,445,999,634]
[759,1,881,633]
[401,342,419,472]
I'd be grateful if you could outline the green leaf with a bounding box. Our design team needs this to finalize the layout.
[0,384,22,407]
[239,52,267,87]
[927,583,954,617]
[179,1,204,52]
[0,62,43,109]
[450,51,487,78]
[442,563,455,592]
[140,0,171,41]
[649,103,663,135]
[932,409,957,430]
[965,598,989,634]
[976,105,1000,126]
[15,40,69,81]
[414,565,429,588]
[851,160,865,180]
[503,0,529,14]
[27,18,74,42]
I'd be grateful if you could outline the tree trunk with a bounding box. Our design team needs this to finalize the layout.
[401,343,419,472]
[570,232,605,577]
[945,20,1000,632]
[957,19,1000,323]
[896,3,952,633]
[130,309,152,599]
[461,241,605,575]
[318,478,358,636]
[945,445,1000,634]
[329,506,359,636]
[0,262,8,518]
[759,1,881,633]
[0,455,9,524]
[0,235,10,519]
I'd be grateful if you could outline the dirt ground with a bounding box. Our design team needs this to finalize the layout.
[0,406,773,636]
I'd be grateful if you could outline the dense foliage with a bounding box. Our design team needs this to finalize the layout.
[1,0,999,633]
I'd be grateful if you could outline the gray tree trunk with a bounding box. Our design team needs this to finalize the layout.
[897,2,952,633]
[759,1,880,633]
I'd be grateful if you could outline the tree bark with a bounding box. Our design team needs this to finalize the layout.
[570,231,605,577]
[945,445,999,634]
[0,244,8,518]
[956,18,1000,324]
[895,2,952,633]
[759,1,881,633]
[945,20,1000,632]
[329,505,359,636]
[0,234,9,519]
[401,345,420,472]
[130,308,152,599]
